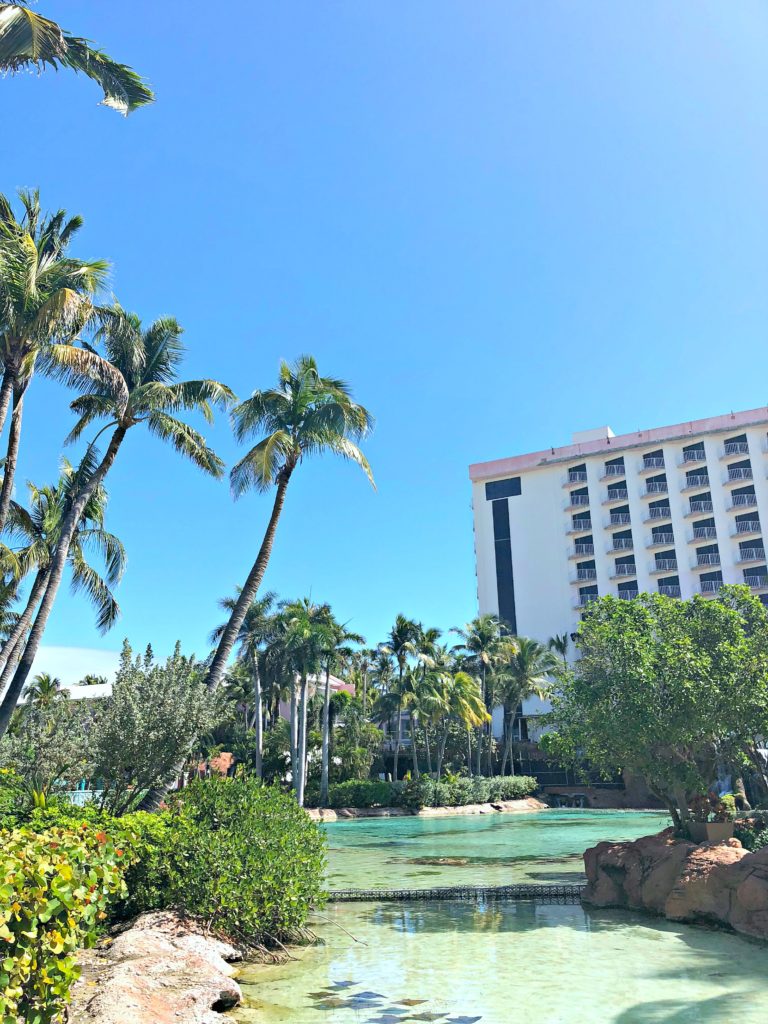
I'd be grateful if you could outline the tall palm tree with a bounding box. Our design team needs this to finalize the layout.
[23,671,66,708]
[349,646,376,716]
[0,189,108,531]
[451,614,507,776]
[0,309,232,740]
[548,632,570,660]
[0,459,125,701]
[319,617,364,806]
[378,614,420,781]
[430,669,489,779]
[210,590,277,778]
[498,637,559,776]
[205,355,374,694]
[0,3,154,113]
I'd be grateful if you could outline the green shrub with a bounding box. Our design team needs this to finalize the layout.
[0,823,129,1024]
[317,780,398,809]
[399,775,538,810]
[735,812,768,852]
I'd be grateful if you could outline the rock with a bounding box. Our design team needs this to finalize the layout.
[71,911,242,1024]
[583,829,768,942]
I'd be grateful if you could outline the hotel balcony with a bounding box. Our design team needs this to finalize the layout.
[642,481,669,497]
[607,538,634,553]
[639,456,666,473]
[611,564,637,579]
[679,449,707,465]
[608,512,632,527]
[574,594,599,609]
[689,526,718,542]
[649,558,678,574]
[732,519,761,538]
[603,488,629,505]
[681,474,709,492]
[600,464,626,480]
[700,580,724,595]
[724,467,753,484]
[644,506,672,523]
[685,500,714,517]
[721,441,750,458]
[694,553,721,568]
[737,547,766,565]
[647,532,675,548]
[658,584,682,597]
[567,519,593,534]
[571,568,598,584]
[565,494,590,511]
[569,542,595,558]
[729,493,758,510]
[746,575,768,592]
[564,470,588,487]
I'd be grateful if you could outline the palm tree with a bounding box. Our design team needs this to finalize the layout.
[205,356,374,694]
[548,632,570,660]
[0,459,125,702]
[430,669,489,779]
[451,614,507,776]
[498,637,559,776]
[0,3,153,113]
[319,618,364,806]
[210,590,277,778]
[349,646,376,716]
[0,308,232,740]
[0,189,108,531]
[23,671,66,708]
[378,614,420,781]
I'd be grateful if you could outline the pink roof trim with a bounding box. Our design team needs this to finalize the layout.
[469,406,768,482]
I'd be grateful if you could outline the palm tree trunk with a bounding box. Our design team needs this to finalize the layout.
[205,469,292,693]
[437,727,448,779]
[466,730,472,772]
[320,663,332,806]
[410,711,420,778]
[424,726,432,774]
[253,661,263,780]
[362,670,367,716]
[289,675,298,787]
[0,569,49,687]
[0,381,25,533]
[0,426,127,740]
[475,666,485,776]
[0,370,15,440]
[297,672,309,806]
[393,697,402,782]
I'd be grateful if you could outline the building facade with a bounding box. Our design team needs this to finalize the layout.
[470,407,768,729]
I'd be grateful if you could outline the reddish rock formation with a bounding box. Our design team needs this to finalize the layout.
[71,911,242,1024]
[583,829,768,941]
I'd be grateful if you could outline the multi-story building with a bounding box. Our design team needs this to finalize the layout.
[470,407,768,734]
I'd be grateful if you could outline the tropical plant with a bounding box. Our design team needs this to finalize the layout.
[0,189,108,531]
[319,618,363,806]
[451,614,508,775]
[22,671,65,708]
[497,637,557,775]
[0,2,154,113]
[205,355,374,694]
[429,669,489,778]
[0,308,233,739]
[376,614,420,781]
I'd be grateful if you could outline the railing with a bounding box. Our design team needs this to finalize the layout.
[613,564,637,576]
[730,493,757,507]
[689,500,713,513]
[746,575,768,590]
[645,481,668,493]
[735,520,761,533]
[738,548,765,562]
[329,883,586,904]
[618,588,640,599]
[570,518,592,532]
[576,568,597,581]
[647,507,671,519]
[610,513,632,525]
[654,558,678,571]
[682,449,706,463]
[684,475,709,488]
[606,488,628,501]
[649,532,674,545]
[609,538,633,550]
[567,471,588,484]
[642,457,665,470]
[724,442,749,456]
[727,467,753,481]
[658,585,681,597]
[603,464,625,477]
[692,527,718,539]
[567,494,590,506]
[577,594,598,607]
[696,553,721,566]
[701,580,723,594]
[574,543,594,556]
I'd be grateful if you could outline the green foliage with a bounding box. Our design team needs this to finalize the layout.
[311,779,399,809]
[0,702,93,803]
[735,812,768,852]
[0,822,129,1024]
[399,774,538,810]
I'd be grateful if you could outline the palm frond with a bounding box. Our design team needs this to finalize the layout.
[68,551,120,633]
[145,411,225,478]
[230,430,293,498]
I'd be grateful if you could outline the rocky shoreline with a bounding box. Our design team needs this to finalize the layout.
[583,829,768,941]
[306,795,548,821]
[71,911,242,1024]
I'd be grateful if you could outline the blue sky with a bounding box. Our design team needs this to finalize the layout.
[3,1,768,678]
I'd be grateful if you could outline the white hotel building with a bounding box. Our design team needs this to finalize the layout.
[470,407,768,734]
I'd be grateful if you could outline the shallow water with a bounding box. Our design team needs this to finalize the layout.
[324,809,671,889]
[231,810,768,1023]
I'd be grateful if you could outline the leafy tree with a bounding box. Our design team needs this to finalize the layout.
[0,308,232,739]
[206,356,374,694]
[0,190,108,531]
[92,641,219,816]
[0,699,92,802]
[546,588,768,830]
[77,673,108,687]
[0,2,153,113]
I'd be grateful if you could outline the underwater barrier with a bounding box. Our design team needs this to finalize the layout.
[328,883,585,903]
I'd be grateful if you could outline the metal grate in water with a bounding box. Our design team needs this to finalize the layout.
[328,883,585,904]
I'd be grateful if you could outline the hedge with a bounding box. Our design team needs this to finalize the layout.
[307,775,538,810]
[0,824,129,1024]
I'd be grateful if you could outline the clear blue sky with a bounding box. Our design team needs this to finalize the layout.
[2,1,768,676]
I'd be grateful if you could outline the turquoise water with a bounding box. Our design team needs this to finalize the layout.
[231,810,768,1023]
